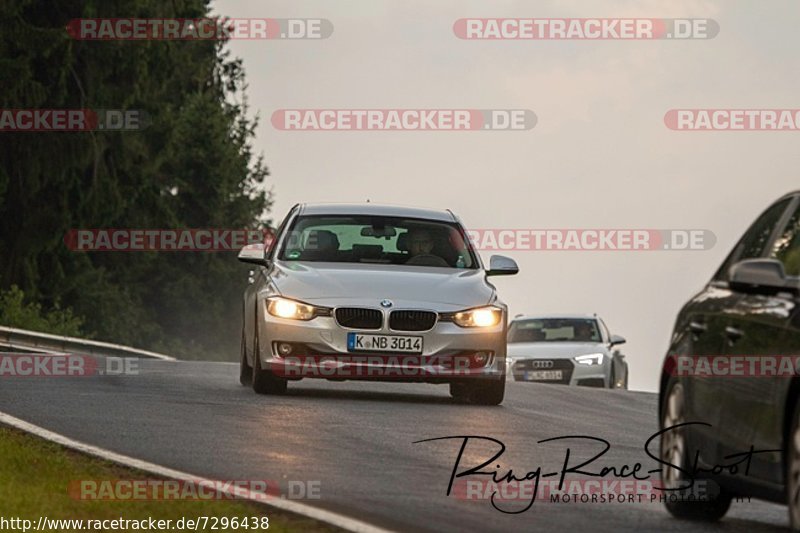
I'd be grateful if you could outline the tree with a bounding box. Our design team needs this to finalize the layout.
[0,0,271,359]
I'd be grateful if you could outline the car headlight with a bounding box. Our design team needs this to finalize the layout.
[266,297,322,321]
[452,306,502,328]
[575,353,605,366]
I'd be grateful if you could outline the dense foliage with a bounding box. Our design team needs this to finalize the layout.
[0,285,85,337]
[0,0,271,359]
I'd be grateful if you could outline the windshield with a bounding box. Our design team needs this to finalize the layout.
[508,318,602,343]
[277,215,477,268]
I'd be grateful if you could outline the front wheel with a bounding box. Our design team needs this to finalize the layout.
[610,366,628,390]
[239,329,252,386]
[660,379,731,521]
[251,332,287,395]
[450,376,505,406]
[786,397,800,530]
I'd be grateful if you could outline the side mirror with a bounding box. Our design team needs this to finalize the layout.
[238,243,269,267]
[486,255,519,276]
[729,258,796,295]
[609,334,626,347]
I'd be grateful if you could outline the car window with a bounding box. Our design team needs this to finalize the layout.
[508,318,601,343]
[598,319,611,343]
[266,206,296,260]
[278,215,477,268]
[714,198,793,281]
[770,199,800,276]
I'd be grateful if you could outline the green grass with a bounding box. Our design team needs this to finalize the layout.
[0,427,336,532]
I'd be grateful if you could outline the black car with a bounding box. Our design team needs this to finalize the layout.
[658,190,800,527]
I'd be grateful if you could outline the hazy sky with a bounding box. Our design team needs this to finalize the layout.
[214,0,800,391]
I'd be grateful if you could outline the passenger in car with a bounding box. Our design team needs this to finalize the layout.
[574,322,596,342]
[301,229,340,261]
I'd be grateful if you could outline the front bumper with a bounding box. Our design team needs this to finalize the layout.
[257,311,506,383]
[510,357,609,387]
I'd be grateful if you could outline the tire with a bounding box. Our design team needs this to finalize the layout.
[787,398,800,530]
[449,381,470,403]
[660,379,732,521]
[251,330,287,395]
[609,367,616,389]
[449,376,505,406]
[239,329,252,386]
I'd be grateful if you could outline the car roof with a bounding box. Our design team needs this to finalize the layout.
[512,314,599,322]
[298,203,457,222]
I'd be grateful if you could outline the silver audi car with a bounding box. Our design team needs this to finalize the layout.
[237,203,519,405]
[507,314,628,389]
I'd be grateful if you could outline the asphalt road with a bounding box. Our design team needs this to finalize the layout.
[0,360,791,532]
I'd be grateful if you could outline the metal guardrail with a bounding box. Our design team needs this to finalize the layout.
[0,326,176,361]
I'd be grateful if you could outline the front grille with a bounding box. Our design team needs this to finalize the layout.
[389,310,437,331]
[335,308,383,329]
[513,359,574,384]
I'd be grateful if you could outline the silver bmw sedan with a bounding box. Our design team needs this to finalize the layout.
[237,203,518,405]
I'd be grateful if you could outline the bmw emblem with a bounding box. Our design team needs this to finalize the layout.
[380,299,393,308]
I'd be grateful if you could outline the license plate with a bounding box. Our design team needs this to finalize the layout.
[524,370,563,381]
[347,333,423,354]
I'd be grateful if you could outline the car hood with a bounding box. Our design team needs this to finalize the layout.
[507,342,609,360]
[270,261,494,310]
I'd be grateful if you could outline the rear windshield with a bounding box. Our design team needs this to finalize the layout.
[277,215,477,268]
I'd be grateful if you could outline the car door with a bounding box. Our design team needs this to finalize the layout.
[676,283,737,464]
[711,195,798,481]
[676,196,795,470]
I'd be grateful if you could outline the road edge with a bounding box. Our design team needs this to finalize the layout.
[0,411,392,533]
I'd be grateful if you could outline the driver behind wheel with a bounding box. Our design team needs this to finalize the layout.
[408,229,434,257]
[405,228,448,266]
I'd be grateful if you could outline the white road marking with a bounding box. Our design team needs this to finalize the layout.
[0,411,393,533]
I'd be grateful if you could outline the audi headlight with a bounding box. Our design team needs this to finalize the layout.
[575,353,605,366]
[452,306,502,328]
[266,297,320,321]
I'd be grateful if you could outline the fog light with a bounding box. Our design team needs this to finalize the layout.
[472,352,490,365]
[278,343,294,356]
